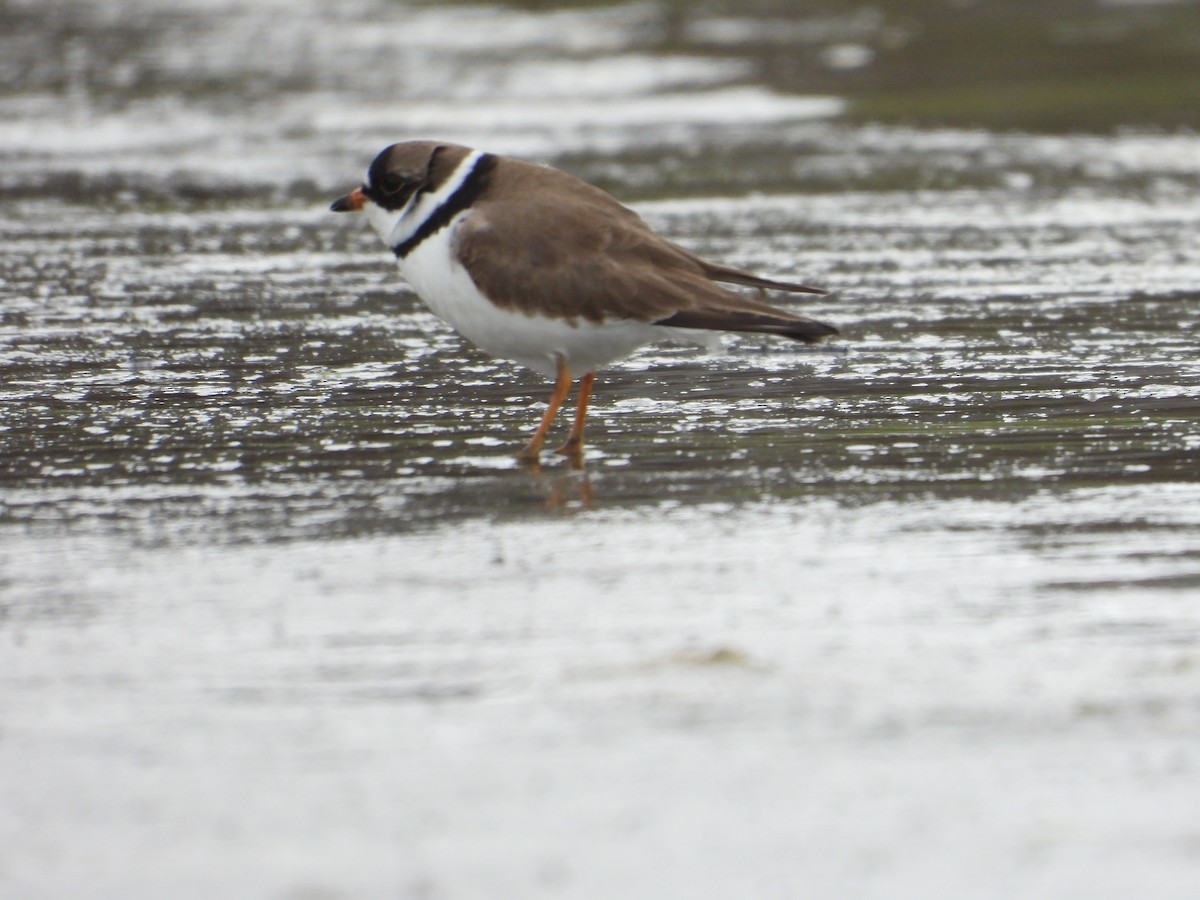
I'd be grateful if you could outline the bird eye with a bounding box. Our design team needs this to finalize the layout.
[379,173,407,195]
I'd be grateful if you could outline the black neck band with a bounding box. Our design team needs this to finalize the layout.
[392,154,497,260]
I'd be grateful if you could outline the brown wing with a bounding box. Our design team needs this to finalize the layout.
[452,157,837,343]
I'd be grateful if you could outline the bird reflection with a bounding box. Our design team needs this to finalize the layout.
[527,462,594,509]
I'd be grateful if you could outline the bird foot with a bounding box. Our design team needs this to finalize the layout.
[554,437,582,457]
[516,443,543,467]
[554,438,586,469]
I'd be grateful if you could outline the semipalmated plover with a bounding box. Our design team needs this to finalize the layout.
[332,141,837,464]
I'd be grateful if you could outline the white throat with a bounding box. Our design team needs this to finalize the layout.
[364,149,487,253]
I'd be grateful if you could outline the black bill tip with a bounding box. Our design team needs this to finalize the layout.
[330,187,366,212]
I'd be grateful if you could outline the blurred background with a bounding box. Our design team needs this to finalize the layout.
[4,0,1200,204]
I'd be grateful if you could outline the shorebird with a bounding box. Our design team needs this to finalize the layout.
[332,141,837,464]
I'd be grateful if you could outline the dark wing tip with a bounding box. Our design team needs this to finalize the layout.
[656,309,838,344]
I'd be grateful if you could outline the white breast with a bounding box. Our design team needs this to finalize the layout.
[395,214,675,379]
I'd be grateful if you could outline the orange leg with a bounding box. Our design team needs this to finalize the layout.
[516,355,573,465]
[556,371,595,460]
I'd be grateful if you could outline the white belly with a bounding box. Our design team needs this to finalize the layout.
[394,215,676,379]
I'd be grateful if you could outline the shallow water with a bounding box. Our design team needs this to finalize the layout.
[3,1,1200,898]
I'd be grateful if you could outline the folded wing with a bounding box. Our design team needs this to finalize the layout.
[452,162,837,344]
